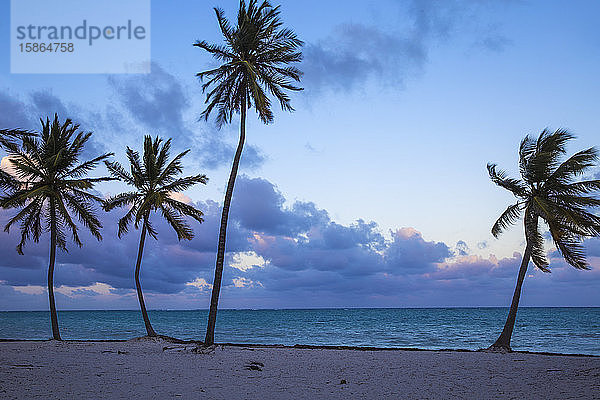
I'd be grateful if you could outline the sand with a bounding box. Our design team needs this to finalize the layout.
[0,340,598,399]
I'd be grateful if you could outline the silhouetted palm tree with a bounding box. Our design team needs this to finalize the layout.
[487,129,600,351]
[195,0,303,345]
[103,136,207,337]
[0,115,113,340]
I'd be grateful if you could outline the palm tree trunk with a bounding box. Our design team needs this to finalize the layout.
[489,245,532,351]
[135,221,156,337]
[47,224,61,340]
[205,97,247,345]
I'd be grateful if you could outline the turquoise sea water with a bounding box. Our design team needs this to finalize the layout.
[1,308,599,355]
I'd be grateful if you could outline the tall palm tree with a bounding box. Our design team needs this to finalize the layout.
[487,129,600,351]
[195,0,303,345]
[0,115,113,340]
[103,136,208,337]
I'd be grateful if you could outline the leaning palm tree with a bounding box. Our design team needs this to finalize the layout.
[103,136,207,337]
[0,115,113,340]
[487,129,600,351]
[195,0,303,345]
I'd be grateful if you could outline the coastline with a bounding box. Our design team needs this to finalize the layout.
[1,340,598,399]
[2,338,599,358]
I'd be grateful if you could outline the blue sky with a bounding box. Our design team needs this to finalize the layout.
[1,0,599,310]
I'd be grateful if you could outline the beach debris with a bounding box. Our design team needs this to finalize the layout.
[340,379,347,385]
[100,350,129,355]
[244,361,264,371]
[161,344,218,354]
[10,364,37,369]
[162,345,196,353]
[192,345,217,354]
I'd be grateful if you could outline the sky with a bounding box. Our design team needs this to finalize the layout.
[0,0,599,310]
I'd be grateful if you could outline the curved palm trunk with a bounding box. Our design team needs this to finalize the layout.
[490,245,532,351]
[135,222,157,337]
[205,99,247,345]
[47,225,61,340]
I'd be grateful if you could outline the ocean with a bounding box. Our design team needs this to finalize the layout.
[1,308,599,355]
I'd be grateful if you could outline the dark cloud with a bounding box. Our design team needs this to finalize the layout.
[302,23,426,92]
[301,0,512,93]
[108,63,265,169]
[231,176,329,236]
[3,61,267,171]
[384,228,451,274]
[0,91,32,129]
[0,89,108,158]
[1,175,598,309]
[455,240,470,256]
[0,176,448,295]
[108,64,189,135]
[29,90,69,119]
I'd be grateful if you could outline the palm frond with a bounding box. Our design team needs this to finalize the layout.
[492,202,523,238]
[103,191,141,212]
[105,160,136,186]
[487,163,528,198]
[116,203,138,238]
[547,147,598,185]
[159,204,194,241]
[164,197,204,223]
[525,213,549,272]
[159,174,208,193]
[64,152,114,179]
[547,221,590,270]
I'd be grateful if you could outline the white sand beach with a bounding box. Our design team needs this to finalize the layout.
[0,340,598,399]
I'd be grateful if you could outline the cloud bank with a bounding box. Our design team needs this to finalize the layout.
[301,0,512,93]
[1,175,597,310]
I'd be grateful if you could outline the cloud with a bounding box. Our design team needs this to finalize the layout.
[1,174,598,309]
[0,91,32,129]
[108,64,189,135]
[301,0,512,93]
[0,89,109,158]
[29,90,69,119]
[230,176,329,236]
[455,240,470,256]
[108,63,265,169]
[384,228,451,275]
[2,62,265,170]
[302,23,426,92]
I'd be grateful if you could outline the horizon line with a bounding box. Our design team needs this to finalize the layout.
[2,305,599,312]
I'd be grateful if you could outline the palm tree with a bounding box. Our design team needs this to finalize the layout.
[103,136,208,337]
[487,129,600,351]
[0,115,113,340]
[195,0,303,345]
